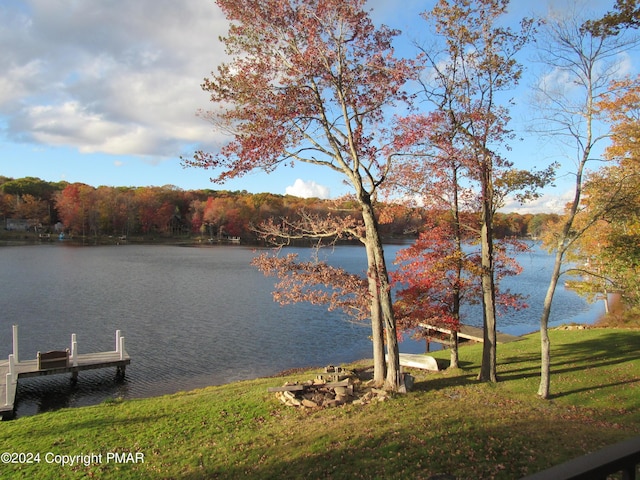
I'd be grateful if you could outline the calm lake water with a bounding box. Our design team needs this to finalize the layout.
[0,242,603,418]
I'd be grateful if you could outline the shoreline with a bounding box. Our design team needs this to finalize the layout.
[7,321,639,421]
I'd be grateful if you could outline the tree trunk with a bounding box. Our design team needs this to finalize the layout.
[538,248,563,398]
[451,165,461,370]
[450,331,459,369]
[360,198,401,391]
[365,241,386,386]
[478,160,498,383]
[478,223,498,382]
[538,141,588,397]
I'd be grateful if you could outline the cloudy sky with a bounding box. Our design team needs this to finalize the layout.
[0,0,636,211]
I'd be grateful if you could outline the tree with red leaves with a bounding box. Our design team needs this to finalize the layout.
[390,106,530,371]
[394,222,528,361]
[252,250,370,324]
[54,183,95,237]
[409,0,538,382]
[393,220,477,367]
[185,0,416,390]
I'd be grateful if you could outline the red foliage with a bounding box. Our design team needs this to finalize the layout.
[252,251,370,322]
[185,0,416,187]
[54,183,94,235]
[392,217,529,337]
[392,221,476,334]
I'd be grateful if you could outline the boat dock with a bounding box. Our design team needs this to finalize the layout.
[1,326,130,419]
[418,323,521,344]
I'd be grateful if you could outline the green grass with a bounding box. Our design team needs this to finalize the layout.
[1,327,638,479]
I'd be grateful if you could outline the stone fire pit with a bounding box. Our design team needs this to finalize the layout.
[268,365,393,409]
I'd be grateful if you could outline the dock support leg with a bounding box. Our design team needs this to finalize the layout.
[115,365,126,381]
[71,370,78,384]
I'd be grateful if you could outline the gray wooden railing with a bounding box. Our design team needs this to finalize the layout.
[521,435,640,480]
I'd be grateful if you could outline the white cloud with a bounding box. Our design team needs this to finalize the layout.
[615,50,634,77]
[535,67,577,104]
[500,189,574,214]
[0,0,228,159]
[285,179,331,199]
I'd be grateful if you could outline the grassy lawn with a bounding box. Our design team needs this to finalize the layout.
[1,327,638,479]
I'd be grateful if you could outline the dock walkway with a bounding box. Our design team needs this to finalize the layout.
[1,327,130,418]
[418,323,521,344]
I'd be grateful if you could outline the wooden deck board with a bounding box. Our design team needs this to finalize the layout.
[418,323,520,344]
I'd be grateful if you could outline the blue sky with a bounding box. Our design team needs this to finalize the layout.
[0,0,636,212]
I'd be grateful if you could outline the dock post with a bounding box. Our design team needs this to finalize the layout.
[71,333,78,366]
[12,325,18,363]
[5,373,11,406]
[118,336,126,360]
[8,354,16,385]
[115,330,121,354]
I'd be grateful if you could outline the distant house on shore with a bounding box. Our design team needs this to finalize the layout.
[5,219,29,231]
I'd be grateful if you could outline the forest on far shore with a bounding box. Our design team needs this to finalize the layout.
[0,175,559,243]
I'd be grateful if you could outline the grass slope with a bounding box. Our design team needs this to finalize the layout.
[1,327,638,479]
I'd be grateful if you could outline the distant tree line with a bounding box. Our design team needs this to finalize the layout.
[0,175,558,241]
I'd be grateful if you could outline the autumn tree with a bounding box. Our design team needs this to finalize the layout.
[202,197,219,238]
[203,195,245,239]
[0,176,62,201]
[389,109,529,370]
[0,192,15,222]
[531,9,638,398]
[188,198,205,235]
[2,176,64,225]
[186,0,416,389]
[393,218,527,366]
[583,0,640,36]
[525,213,558,239]
[253,254,368,321]
[411,0,536,382]
[92,186,133,236]
[54,183,95,237]
[129,187,172,234]
[567,76,640,312]
[252,216,370,330]
[388,107,475,369]
[14,194,50,229]
[392,220,475,368]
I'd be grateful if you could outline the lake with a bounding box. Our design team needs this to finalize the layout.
[0,242,603,418]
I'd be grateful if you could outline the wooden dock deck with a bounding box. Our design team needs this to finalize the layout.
[418,323,520,344]
[1,327,130,418]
